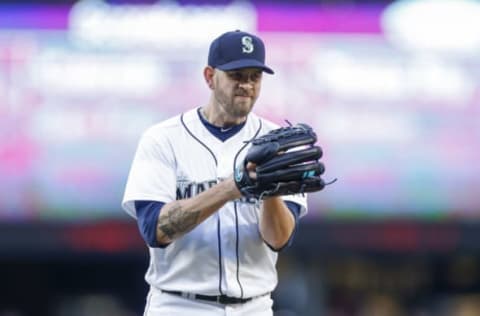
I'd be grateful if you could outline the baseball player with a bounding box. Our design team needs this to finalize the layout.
[122,30,309,316]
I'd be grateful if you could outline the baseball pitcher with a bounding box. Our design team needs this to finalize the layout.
[122,30,330,316]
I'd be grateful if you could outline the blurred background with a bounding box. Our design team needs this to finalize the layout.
[1,0,480,315]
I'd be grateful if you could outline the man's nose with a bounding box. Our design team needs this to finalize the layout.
[238,79,255,88]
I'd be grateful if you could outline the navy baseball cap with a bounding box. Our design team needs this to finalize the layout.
[208,30,274,74]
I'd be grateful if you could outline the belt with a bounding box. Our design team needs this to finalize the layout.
[161,289,262,305]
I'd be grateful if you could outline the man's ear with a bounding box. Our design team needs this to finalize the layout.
[204,66,215,90]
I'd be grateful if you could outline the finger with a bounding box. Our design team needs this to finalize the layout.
[246,162,257,180]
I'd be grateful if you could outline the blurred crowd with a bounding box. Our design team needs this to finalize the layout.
[1,289,480,316]
[274,292,480,316]
[2,253,479,316]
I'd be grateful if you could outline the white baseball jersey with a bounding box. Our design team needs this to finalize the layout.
[122,107,307,299]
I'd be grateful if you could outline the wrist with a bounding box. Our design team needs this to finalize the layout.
[225,177,242,200]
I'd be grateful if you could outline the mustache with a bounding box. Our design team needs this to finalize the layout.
[235,90,252,97]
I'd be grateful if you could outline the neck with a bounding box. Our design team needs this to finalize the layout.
[202,102,247,128]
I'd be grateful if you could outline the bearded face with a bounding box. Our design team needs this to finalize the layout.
[212,68,263,119]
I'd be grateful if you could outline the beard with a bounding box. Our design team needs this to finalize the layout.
[214,88,257,118]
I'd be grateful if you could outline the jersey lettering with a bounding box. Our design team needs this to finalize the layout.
[176,179,218,200]
[176,185,192,200]
[176,178,257,204]
[196,183,205,195]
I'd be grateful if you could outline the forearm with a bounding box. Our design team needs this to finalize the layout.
[156,177,241,245]
[259,197,295,250]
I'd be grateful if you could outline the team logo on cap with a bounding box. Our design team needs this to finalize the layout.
[242,36,254,53]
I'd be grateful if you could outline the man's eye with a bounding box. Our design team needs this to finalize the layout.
[228,71,261,82]
[230,73,243,80]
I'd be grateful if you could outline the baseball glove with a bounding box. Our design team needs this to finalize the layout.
[234,123,331,199]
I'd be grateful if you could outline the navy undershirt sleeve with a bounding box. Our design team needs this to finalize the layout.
[265,201,302,252]
[134,200,167,248]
